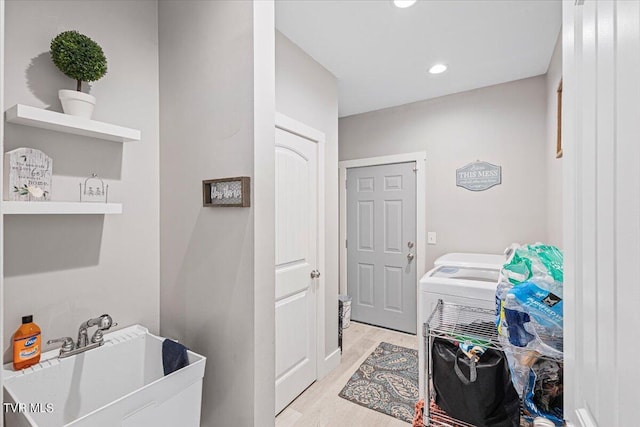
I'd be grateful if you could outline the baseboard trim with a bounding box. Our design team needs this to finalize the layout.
[318,347,341,379]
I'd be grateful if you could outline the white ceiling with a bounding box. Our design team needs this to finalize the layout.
[275,0,562,117]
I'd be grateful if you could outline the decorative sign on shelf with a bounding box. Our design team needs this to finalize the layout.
[456,160,502,192]
[202,176,250,207]
[4,148,52,201]
[79,173,109,203]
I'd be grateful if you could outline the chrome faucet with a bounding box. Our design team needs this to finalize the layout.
[48,314,116,358]
[77,314,115,348]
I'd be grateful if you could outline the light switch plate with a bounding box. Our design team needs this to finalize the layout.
[427,231,437,245]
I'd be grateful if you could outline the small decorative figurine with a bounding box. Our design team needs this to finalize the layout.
[80,173,108,203]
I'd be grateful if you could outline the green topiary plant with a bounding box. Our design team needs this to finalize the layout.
[50,30,107,92]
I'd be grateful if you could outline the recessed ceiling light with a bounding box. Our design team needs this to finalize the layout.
[393,0,417,8]
[429,64,448,74]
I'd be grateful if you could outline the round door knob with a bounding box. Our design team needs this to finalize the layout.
[310,270,321,279]
[407,253,415,262]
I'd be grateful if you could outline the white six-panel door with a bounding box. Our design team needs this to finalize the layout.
[563,1,640,426]
[274,123,320,415]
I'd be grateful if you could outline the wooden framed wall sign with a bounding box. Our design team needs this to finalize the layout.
[202,176,250,207]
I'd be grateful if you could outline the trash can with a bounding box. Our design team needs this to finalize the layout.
[338,294,352,353]
[339,294,352,329]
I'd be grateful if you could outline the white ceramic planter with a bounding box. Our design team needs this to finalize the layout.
[58,89,96,119]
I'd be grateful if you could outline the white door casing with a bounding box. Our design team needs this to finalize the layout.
[274,113,325,415]
[563,1,640,426]
[339,152,427,335]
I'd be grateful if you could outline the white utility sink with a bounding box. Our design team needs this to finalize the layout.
[3,325,206,427]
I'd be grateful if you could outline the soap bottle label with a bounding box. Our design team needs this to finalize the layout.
[14,333,41,361]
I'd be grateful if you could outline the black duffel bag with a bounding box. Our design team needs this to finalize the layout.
[432,338,520,427]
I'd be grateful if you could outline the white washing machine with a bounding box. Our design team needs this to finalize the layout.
[433,252,507,269]
[417,254,504,399]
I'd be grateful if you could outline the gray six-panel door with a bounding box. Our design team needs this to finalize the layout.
[347,162,417,334]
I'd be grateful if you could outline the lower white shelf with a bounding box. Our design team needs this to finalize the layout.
[2,201,123,215]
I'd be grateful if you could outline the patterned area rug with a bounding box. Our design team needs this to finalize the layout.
[339,342,419,423]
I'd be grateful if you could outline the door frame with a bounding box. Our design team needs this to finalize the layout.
[0,0,5,406]
[275,112,328,380]
[339,152,427,332]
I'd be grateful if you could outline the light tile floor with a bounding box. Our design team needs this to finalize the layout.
[275,321,419,427]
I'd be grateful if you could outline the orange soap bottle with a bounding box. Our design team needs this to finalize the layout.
[13,315,41,371]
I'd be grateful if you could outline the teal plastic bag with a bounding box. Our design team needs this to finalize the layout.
[502,244,563,286]
[531,245,563,283]
[503,250,533,285]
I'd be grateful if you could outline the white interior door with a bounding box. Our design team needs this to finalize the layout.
[346,162,417,334]
[274,125,319,415]
[563,1,640,426]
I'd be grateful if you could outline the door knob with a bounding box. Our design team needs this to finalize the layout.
[407,253,415,262]
[311,270,321,279]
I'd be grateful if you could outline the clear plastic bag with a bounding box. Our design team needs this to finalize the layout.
[497,286,562,396]
[522,359,564,426]
[499,343,541,398]
[502,281,563,359]
[496,244,564,398]
[502,245,563,297]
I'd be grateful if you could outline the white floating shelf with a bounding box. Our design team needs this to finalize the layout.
[3,201,123,215]
[5,104,140,143]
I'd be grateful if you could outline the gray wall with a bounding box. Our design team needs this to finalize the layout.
[546,34,563,247]
[3,0,160,362]
[275,32,340,363]
[159,2,274,425]
[340,76,548,269]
